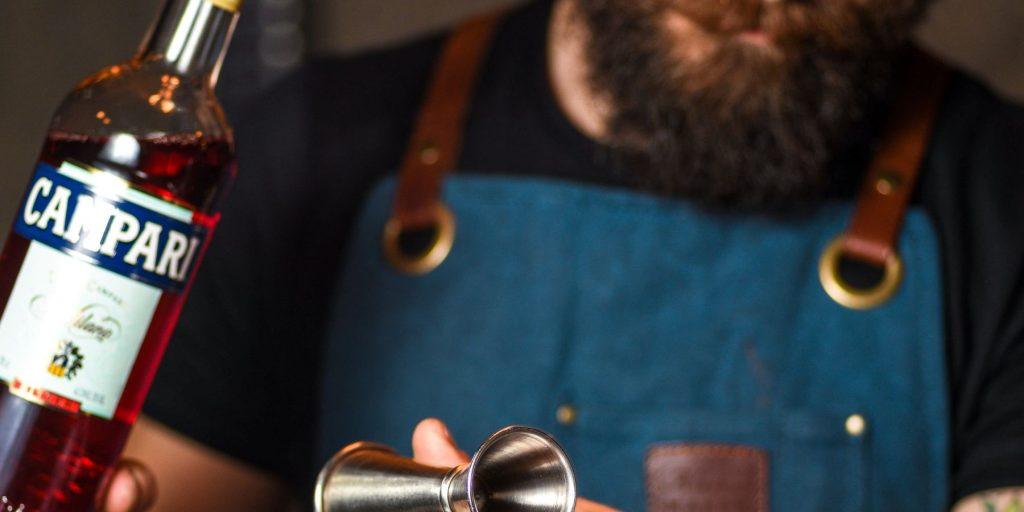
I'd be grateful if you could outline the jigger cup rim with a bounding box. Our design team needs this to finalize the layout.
[465,425,577,512]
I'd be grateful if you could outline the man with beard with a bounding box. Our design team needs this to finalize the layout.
[96,0,1023,510]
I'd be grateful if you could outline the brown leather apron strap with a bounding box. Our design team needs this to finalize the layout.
[392,13,502,229]
[843,51,951,266]
[387,22,949,287]
[821,50,951,309]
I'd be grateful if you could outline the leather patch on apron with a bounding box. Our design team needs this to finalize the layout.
[645,444,769,512]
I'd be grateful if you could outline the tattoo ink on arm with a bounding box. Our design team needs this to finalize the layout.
[953,489,1024,512]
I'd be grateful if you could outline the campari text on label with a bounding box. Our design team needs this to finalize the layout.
[16,161,208,292]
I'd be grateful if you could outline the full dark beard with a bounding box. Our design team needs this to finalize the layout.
[577,0,930,210]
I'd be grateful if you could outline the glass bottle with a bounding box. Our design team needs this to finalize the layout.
[0,0,241,509]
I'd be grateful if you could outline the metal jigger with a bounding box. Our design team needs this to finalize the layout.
[314,425,577,512]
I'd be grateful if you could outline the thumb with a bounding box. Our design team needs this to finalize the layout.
[97,459,157,512]
[577,498,622,512]
[412,418,470,467]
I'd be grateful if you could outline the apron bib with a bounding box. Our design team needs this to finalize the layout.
[315,12,953,512]
[316,175,947,511]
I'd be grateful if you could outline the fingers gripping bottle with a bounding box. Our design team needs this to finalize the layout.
[0,0,241,509]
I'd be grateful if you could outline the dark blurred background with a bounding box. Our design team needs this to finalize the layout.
[0,0,1021,237]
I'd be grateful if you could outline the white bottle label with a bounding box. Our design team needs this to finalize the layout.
[0,160,208,419]
[0,242,161,419]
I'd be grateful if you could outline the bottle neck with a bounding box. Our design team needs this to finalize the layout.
[138,0,239,86]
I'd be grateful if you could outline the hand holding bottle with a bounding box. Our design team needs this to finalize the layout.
[98,461,156,512]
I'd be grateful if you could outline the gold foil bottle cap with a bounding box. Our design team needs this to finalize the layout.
[208,0,243,12]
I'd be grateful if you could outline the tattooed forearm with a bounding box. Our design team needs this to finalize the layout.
[953,488,1024,512]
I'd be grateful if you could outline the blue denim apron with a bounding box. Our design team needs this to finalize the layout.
[314,174,948,511]
[313,12,950,511]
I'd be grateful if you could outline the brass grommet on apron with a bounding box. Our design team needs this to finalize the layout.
[383,204,456,275]
[819,237,903,310]
[555,404,578,426]
[821,52,948,310]
[384,13,500,277]
[845,413,868,437]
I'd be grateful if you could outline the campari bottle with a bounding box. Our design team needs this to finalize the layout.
[0,0,242,509]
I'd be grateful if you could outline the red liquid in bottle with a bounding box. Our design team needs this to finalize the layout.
[0,132,234,511]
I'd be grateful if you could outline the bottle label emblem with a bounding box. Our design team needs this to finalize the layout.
[0,161,207,419]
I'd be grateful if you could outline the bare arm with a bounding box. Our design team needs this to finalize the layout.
[120,416,293,512]
[953,488,1024,512]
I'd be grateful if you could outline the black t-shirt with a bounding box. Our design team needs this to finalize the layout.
[144,0,1024,504]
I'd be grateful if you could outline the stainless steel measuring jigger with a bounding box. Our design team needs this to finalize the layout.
[315,425,577,512]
